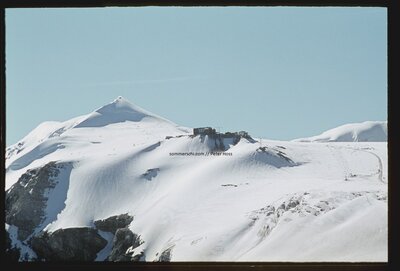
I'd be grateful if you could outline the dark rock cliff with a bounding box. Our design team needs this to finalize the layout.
[30,227,107,261]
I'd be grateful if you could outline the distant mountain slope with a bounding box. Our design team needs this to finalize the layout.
[5,98,387,262]
[5,96,190,175]
[293,121,387,142]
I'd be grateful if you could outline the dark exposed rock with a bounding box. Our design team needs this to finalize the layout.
[141,168,160,181]
[276,151,294,163]
[6,142,25,160]
[94,213,134,234]
[5,230,20,261]
[285,199,300,210]
[156,246,174,262]
[94,213,143,261]
[192,129,255,151]
[107,228,144,262]
[221,184,238,187]
[5,162,71,240]
[130,250,145,262]
[30,227,107,261]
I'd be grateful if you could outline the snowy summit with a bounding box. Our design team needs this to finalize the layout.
[75,96,173,128]
[5,97,388,262]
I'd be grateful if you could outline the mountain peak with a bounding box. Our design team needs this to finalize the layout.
[96,96,147,115]
[112,96,129,104]
[75,96,168,128]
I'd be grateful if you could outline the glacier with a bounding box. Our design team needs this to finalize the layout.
[5,96,387,262]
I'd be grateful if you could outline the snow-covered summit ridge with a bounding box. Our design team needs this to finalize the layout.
[6,97,188,166]
[75,96,173,128]
[7,96,176,148]
[96,96,156,118]
[294,121,387,142]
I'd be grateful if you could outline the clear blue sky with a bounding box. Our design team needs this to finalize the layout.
[6,7,387,145]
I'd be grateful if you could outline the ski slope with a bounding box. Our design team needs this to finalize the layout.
[5,97,388,262]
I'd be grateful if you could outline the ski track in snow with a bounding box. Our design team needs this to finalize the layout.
[362,150,385,184]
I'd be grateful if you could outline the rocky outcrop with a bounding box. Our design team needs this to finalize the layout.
[30,228,107,261]
[93,213,144,261]
[5,230,20,261]
[94,214,144,262]
[5,162,71,240]
[141,168,160,181]
[249,191,388,241]
[94,213,133,234]
[156,246,174,262]
[107,228,144,261]
[192,130,255,152]
[6,142,25,160]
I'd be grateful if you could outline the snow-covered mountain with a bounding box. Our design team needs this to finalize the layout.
[293,121,387,142]
[5,97,387,262]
